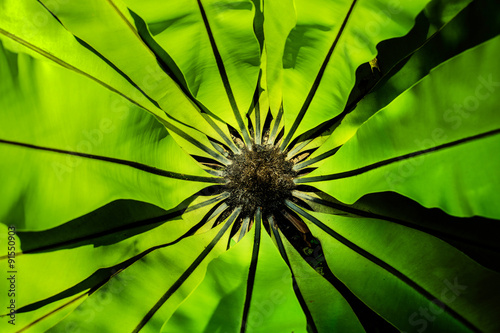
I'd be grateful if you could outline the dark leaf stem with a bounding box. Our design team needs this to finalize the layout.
[240,209,261,333]
[269,103,283,145]
[0,193,229,258]
[161,121,232,165]
[280,0,357,150]
[286,200,480,333]
[129,8,243,155]
[268,216,319,333]
[293,146,341,171]
[196,0,252,147]
[2,194,233,321]
[0,27,155,115]
[0,139,224,183]
[13,293,87,333]
[292,190,500,254]
[295,128,500,183]
[252,70,264,145]
[132,207,242,333]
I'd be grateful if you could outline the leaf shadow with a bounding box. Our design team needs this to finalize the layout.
[15,188,220,254]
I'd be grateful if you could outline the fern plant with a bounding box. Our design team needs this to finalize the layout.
[1,0,500,332]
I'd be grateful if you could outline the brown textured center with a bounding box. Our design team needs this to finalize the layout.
[224,144,297,217]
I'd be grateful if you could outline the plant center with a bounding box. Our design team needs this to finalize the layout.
[224,144,297,217]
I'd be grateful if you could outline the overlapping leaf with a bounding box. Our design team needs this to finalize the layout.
[279,0,432,148]
[166,214,308,332]
[0,42,215,230]
[301,35,500,219]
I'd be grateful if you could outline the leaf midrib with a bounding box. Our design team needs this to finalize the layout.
[0,27,160,117]
[287,201,480,333]
[280,0,358,150]
[0,139,223,183]
[296,128,500,183]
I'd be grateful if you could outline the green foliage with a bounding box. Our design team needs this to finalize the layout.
[1,0,499,332]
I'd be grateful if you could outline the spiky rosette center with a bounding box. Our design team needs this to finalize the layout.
[224,144,297,217]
